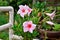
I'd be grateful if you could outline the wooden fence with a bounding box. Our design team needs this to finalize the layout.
[0,6,23,40]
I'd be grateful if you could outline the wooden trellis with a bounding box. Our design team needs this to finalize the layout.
[0,6,23,40]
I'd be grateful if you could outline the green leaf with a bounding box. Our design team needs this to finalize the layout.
[53,24,60,31]
[32,30,39,38]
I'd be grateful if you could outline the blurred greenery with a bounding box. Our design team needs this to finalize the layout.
[0,29,9,40]
[0,12,9,40]
[53,24,60,31]
[0,12,9,25]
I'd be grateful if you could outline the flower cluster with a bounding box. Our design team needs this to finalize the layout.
[17,5,36,33]
[46,10,56,25]
[17,5,32,18]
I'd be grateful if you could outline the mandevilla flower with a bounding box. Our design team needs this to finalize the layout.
[17,5,28,18]
[23,21,36,33]
[46,11,55,20]
[46,21,54,25]
[17,5,32,18]
[25,5,32,16]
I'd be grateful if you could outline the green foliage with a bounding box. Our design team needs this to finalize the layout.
[0,12,9,25]
[57,6,60,10]
[0,0,8,6]
[33,1,46,12]
[53,24,60,31]
[0,12,9,40]
[17,0,32,6]
[0,30,9,40]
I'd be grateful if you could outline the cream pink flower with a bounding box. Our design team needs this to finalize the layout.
[17,5,32,17]
[23,21,36,33]
[25,5,32,16]
[46,11,55,20]
[46,21,54,25]
[17,5,28,18]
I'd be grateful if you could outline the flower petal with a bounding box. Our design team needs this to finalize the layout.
[28,21,32,24]
[25,5,32,16]
[23,21,28,27]
[31,24,36,30]
[23,27,28,32]
[46,21,54,25]
[45,11,55,20]
[45,13,51,16]
[19,5,24,8]
[28,9,32,16]
[50,11,55,20]
[17,9,20,14]
[29,29,33,33]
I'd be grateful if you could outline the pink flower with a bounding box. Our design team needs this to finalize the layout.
[25,5,32,16]
[23,21,36,33]
[17,5,28,18]
[46,21,54,25]
[46,11,55,20]
[17,5,32,17]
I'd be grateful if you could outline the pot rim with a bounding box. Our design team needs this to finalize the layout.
[39,29,60,33]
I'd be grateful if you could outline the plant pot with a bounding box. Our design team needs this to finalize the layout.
[39,29,60,39]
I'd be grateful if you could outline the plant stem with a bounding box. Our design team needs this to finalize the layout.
[44,32,48,40]
[39,16,49,23]
[55,14,60,17]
